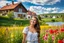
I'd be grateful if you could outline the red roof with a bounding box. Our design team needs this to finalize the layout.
[27,11,36,15]
[0,3,22,10]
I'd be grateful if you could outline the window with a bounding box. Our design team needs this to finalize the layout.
[24,15,25,17]
[19,8,22,12]
[18,14,22,17]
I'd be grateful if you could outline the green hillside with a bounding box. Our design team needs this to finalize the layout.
[40,13,64,15]
[38,13,64,22]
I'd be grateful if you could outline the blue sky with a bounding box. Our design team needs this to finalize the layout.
[0,0,64,14]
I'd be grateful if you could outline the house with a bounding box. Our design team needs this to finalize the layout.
[0,1,27,18]
[27,10,37,19]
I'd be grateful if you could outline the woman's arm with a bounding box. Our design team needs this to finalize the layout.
[22,33,27,43]
[38,37,40,43]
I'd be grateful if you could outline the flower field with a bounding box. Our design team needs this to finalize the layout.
[0,25,64,43]
[40,25,64,43]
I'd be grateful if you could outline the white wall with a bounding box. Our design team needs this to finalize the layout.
[14,12,26,18]
[26,15,32,19]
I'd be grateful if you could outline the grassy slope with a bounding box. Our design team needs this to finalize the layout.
[42,18,62,22]
[0,16,30,26]
[40,13,64,15]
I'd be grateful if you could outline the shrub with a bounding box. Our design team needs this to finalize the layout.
[38,15,42,21]
[51,19,55,22]
[7,11,14,20]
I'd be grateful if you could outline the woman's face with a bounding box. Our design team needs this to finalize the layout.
[30,17,37,25]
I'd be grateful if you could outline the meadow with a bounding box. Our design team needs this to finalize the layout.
[0,16,64,43]
[0,25,64,43]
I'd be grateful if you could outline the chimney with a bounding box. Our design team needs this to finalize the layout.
[12,1,14,5]
[6,3,9,6]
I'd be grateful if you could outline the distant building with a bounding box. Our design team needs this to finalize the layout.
[27,10,37,19]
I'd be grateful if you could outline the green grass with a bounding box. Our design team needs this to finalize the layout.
[0,20,29,26]
[42,18,62,22]
[0,16,30,26]
[0,16,63,26]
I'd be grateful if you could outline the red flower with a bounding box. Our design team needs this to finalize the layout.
[46,30,49,33]
[54,29,58,33]
[54,29,59,34]
[45,34,48,36]
[60,28,64,32]
[49,29,54,34]
[43,34,48,40]
[43,35,48,40]
[63,39,64,43]
[58,40,63,43]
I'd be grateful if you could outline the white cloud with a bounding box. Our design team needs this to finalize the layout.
[0,1,11,7]
[59,10,64,13]
[51,11,58,13]
[43,12,50,14]
[29,6,59,14]
[0,1,18,7]
[0,0,6,1]
[17,0,61,5]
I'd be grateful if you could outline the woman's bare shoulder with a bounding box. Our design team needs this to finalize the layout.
[24,26,29,30]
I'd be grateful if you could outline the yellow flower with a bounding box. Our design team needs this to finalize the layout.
[11,33,14,38]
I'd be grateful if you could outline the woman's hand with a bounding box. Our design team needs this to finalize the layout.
[22,40,26,43]
[22,33,27,43]
[38,37,40,43]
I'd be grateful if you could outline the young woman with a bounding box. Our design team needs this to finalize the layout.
[22,16,40,43]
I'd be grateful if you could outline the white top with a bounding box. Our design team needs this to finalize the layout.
[22,26,38,41]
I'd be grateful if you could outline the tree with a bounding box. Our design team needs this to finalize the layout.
[7,11,14,20]
[62,14,64,22]
[38,15,41,21]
